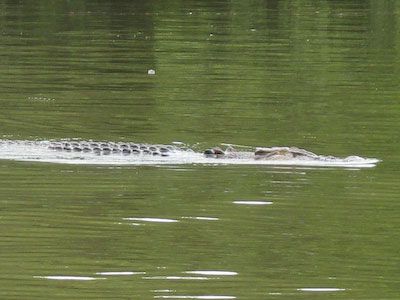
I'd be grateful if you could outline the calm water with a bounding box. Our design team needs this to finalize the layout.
[0,1,399,299]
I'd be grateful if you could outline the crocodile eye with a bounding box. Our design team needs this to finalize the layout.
[213,148,224,155]
[204,149,214,156]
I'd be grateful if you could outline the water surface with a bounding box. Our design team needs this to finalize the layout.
[0,1,399,299]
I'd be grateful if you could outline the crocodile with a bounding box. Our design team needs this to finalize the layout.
[0,140,376,165]
[42,141,322,160]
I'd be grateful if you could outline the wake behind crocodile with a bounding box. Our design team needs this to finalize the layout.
[0,140,380,168]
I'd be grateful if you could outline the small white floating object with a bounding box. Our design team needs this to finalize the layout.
[185,271,237,276]
[298,288,345,292]
[233,201,273,205]
[95,271,145,276]
[123,217,179,223]
[147,69,156,75]
[34,276,102,281]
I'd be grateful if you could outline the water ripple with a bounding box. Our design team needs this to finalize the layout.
[123,217,179,223]
[144,276,210,281]
[95,271,145,276]
[34,276,104,281]
[184,271,237,276]
[233,201,273,205]
[297,288,346,292]
[154,296,236,299]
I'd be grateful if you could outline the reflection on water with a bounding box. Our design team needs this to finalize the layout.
[95,271,146,276]
[144,276,211,281]
[297,288,346,292]
[0,0,399,299]
[2,161,397,299]
[185,271,237,276]
[123,217,180,223]
[34,276,103,281]
[181,216,219,221]
[233,200,273,205]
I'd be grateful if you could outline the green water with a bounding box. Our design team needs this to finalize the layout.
[0,1,399,299]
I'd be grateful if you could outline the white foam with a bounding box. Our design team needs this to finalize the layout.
[34,276,103,281]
